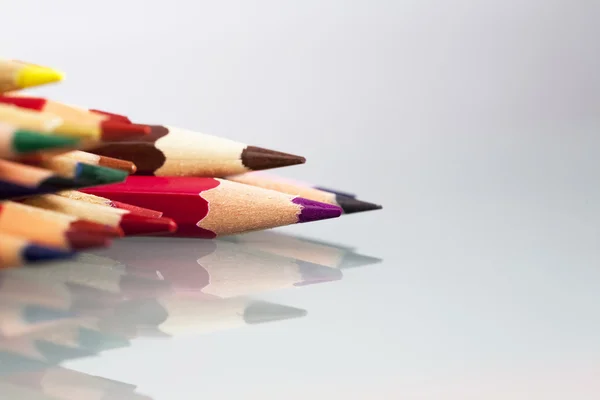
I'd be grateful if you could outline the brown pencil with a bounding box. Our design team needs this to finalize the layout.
[91,125,306,177]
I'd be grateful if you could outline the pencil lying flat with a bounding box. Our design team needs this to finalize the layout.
[56,150,137,174]
[0,122,79,158]
[91,125,306,177]
[20,153,129,186]
[0,104,149,142]
[0,160,108,200]
[0,233,74,268]
[0,60,63,93]
[55,190,163,218]
[227,172,382,214]
[21,195,177,236]
[0,201,117,250]
[84,176,342,238]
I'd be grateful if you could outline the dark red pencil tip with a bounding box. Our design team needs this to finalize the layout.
[65,231,113,250]
[89,109,132,123]
[0,95,46,110]
[70,220,124,237]
[100,122,151,141]
[119,214,178,236]
[111,201,163,218]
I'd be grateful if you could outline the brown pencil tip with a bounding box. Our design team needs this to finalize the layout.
[65,231,113,250]
[241,146,306,171]
[335,195,383,214]
[97,155,137,174]
[100,122,152,141]
[119,214,178,236]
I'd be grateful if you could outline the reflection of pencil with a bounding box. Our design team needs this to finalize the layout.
[0,300,76,338]
[106,297,307,337]
[0,381,59,400]
[223,231,382,269]
[99,237,342,297]
[3,366,149,400]
[10,254,170,299]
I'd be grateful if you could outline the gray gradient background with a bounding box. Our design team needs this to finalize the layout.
[2,0,600,398]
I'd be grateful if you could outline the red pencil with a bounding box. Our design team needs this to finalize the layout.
[84,176,342,238]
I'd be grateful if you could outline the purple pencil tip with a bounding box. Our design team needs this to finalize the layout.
[292,197,342,223]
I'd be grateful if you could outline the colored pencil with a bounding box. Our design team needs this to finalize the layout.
[91,125,306,177]
[21,195,178,236]
[56,150,137,173]
[0,160,109,200]
[0,104,150,142]
[0,60,63,93]
[104,297,307,337]
[0,201,118,250]
[84,176,343,238]
[227,172,382,214]
[0,233,74,268]
[0,122,80,159]
[55,190,163,218]
[20,153,129,185]
[0,95,131,125]
[223,231,383,269]
[95,237,342,297]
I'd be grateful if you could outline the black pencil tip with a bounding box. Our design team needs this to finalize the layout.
[241,146,306,171]
[335,195,383,214]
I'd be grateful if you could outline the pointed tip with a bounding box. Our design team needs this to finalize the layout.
[0,95,46,110]
[89,109,132,123]
[97,155,137,174]
[23,305,75,323]
[335,195,382,214]
[71,220,123,237]
[120,214,178,236]
[16,66,64,89]
[22,244,75,263]
[111,201,163,218]
[100,122,151,141]
[78,327,131,351]
[339,253,383,269]
[241,146,306,171]
[13,130,80,154]
[74,163,128,185]
[244,302,307,324]
[295,261,343,285]
[292,197,342,223]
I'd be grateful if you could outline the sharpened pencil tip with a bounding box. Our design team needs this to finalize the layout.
[74,163,128,185]
[339,253,383,269]
[292,197,342,223]
[100,122,151,141]
[241,146,306,171]
[119,214,178,236]
[15,66,64,89]
[13,130,80,154]
[243,302,307,324]
[335,195,382,214]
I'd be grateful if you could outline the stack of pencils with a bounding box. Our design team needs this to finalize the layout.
[0,57,382,268]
